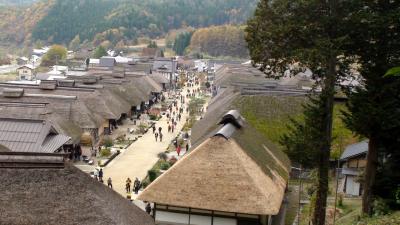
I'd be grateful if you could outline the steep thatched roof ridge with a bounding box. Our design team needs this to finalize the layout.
[192,90,292,181]
[138,135,287,215]
[0,162,155,225]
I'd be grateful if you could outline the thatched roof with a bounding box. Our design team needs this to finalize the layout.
[139,111,290,215]
[149,73,169,85]
[0,155,154,225]
[214,64,271,88]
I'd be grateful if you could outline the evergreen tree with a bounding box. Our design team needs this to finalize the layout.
[173,32,192,56]
[93,46,107,59]
[69,35,80,51]
[147,41,158,49]
[342,0,400,214]
[246,1,351,224]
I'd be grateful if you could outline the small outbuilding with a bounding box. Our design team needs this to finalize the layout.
[17,65,35,81]
[339,140,368,196]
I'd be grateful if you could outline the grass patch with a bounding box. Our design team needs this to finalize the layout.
[233,96,357,159]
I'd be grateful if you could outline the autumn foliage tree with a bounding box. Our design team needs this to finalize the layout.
[189,25,248,58]
[41,44,67,66]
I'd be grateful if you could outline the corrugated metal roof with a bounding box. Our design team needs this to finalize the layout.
[0,118,70,153]
[340,140,368,160]
[41,134,71,153]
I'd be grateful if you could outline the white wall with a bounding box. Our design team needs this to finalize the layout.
[345,176,361,196]
[155,211,238,225]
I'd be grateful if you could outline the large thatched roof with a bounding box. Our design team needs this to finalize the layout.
[138,110,290,215]
[0,154,154,225]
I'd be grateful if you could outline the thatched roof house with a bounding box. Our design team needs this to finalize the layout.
[0,152,154,225]
[138,110,290,225]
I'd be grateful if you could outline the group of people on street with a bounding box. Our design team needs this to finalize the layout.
[154,126,163,142]
[126,177,141,194]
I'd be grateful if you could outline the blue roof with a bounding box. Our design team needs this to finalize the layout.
[340,140,368,160]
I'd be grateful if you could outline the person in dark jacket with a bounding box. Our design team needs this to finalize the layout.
[145,203,152,215]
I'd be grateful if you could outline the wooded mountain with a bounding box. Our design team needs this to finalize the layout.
[0,0,258,46]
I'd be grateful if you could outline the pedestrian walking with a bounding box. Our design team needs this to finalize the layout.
[155,132,158,142]
[186,143,189,152]
[134,178,141,194]
[152,126,156,134]
[171,124,175,133]
[107,177,113,189]
[98,168,103,182]
[145,203,152,215]
[126,178,132,193]
[158,127,162,134]
[177,145,181,156]
[159,132,163,142]
[168,125,171,133]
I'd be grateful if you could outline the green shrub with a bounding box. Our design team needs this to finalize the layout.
[373,198,390,216]
[157,152,168,161]
[103,136,113,148]
[149,114,158,120]
[338,194,344,207]
[141,179,150,188]
[148,169,158,182]
[100,148,111,157]
[160,162,170,170]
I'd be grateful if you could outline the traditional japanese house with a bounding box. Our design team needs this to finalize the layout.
[339,140,368,196]
[138,110,290,225]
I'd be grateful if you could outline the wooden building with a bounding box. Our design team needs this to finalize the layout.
[339,140,368,196]
[0,118,71,153]
[17,65,35,81]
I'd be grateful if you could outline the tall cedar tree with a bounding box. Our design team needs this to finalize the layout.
[342,0,400,214]
[246,1,351,224]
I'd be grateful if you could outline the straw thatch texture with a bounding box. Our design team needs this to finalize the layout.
[138,135,287,215]
[214,64,270,88]
[149,73,169,85]
[0,163,154,225]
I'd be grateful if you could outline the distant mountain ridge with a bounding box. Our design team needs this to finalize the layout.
[0,0,259,46]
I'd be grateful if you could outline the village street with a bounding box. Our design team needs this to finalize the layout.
[103,82,201,197]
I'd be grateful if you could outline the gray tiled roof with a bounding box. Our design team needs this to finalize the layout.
[340,140,368,160]
[0,118,70,153]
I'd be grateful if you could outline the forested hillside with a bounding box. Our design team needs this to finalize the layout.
[0,0,53,45]
[31,0,258,45]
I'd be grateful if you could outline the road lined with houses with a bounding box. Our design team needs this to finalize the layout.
[103,82,202,197]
